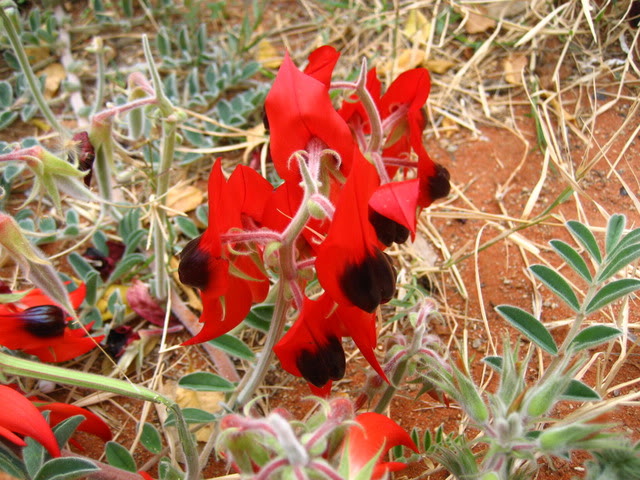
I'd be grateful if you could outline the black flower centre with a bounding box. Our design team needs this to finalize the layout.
[340,248,396,313]
[369,208,410,247]
[178,236,211,290]
[296,335,346,388]
[22,305,66,338]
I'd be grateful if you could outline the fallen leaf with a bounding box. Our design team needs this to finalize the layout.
[256,38,282,69]
[380,49,425,74]
[441,116,460,137]
[402,9,431,45]
[166,185,203,216]
[550,98,576,121]
[503,54,527,85]
[170,380,224,442]
[24,46,50,64]
[126,279,176,326]
[39,63,66,100]
[424,58,456,74]
[459,5,496,34]
[27,119,52,132]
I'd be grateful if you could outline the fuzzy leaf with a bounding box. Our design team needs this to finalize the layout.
[52,415,85,449]
[178,372,236,392]
[567,220,602,263]
[140,423,162,455]
[23,438,45,479]
[209,334,255,360]
[244,303,274,332]
[0,81,13,107]
[107,253,146,283]
[609,228,640,258]
[164,407,216,427]
[570,325,622,352]
[530,264,580,311]
[32,457,98,480]
[0,446,26,479]
[605,214,626,255]
[596,243,640,283]
[561,379,600,401]
[550,239,592,282]
[585,279,640,314]
[482,356,503,372]
[496,305,558,355]
[105,441,136,473]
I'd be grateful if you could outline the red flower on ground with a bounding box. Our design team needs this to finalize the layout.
[0,385,60,457]
[0,283,103,362]
[273,293,387,394]
[316,154,396,313]
[345,412,418,479]
[178,160,272,345]
[33,401,112,449]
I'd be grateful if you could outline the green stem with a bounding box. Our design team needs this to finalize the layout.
[0,351,167,404]
[538,280,600,385]
[0,5,71,139]
[90,37,106,117]
[169,403,201,480]
[152,115,177,300]
[374,355,410,414]
[232,278,289,408]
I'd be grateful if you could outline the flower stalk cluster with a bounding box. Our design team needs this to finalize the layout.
[178,45,450,403]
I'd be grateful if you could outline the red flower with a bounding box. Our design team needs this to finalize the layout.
[178,160,272,345]
[379,69,450,208]
[338,65,450,244]
[316,154,395,313]
[33,401,112,450]
[265,51,358,182]
[0,385,60,457]
[0,283,103,362]
[303,45,340,87]
[273,293,387,393]
[345,412,417,479]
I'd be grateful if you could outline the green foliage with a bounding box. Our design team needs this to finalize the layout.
[105,441,137,473]
[178,371,236,392]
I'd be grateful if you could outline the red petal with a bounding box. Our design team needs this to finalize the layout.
[265,53,356,182]
[36,402,112,442]
[13,282,86,311]
[232,255,270,303]
[273,295,345,389]
[227,164,273,226]
[182,274,252,345]
[316,155,395,312]
[0,385,60,457]
[303,45,340,87]
[332,303,388,383]
[346,412,417,479]
[26,331,104,363]
[369,179,419,235]
[379,68,431,118]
